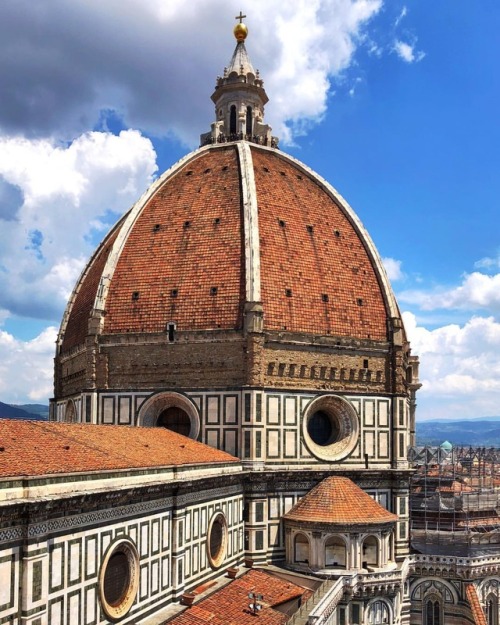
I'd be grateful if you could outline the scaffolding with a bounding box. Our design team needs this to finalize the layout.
[408,445,500,556]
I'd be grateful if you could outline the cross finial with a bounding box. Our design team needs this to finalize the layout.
[235,11,246,24]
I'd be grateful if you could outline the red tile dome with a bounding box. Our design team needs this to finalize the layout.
[58,142,399,353]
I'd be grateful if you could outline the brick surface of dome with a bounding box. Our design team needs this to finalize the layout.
[59,143,396,348]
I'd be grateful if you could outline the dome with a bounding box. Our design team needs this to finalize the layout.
[283,476,398,526]
[59,142,398,351]
[53,21,416,460]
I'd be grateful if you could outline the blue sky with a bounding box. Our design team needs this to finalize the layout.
[0,0,499,420]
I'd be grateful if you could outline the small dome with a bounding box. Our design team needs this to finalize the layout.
[284,476,398,525]
[440,440,453,451]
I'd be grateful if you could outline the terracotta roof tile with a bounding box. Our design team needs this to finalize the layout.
[284,476,397,525]
[166,569,308,625]
[0,420,238,478]
[466,583,487,625]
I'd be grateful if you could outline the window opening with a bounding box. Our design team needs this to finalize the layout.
[487,594,498,625]
[425,598,441,625]
[167,322,176,342]
[207,512,228,568]
[157,406,191,436]
[230,105,237,134]
[368,600,390,624]
[308,411,339,446]
[246,105,253,136]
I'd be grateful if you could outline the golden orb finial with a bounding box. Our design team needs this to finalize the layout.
[234,11,248,42]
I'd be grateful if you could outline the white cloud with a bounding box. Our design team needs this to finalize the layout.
[394,39,425,63]
[0,130,157,320]
[400,271,500,313]
[395,6,407,27]
[382,257,404,281]
[0,0,384,146]
[403,312,500,419]
[0,326,58,403]
[266,0,383,141]
[475,253,500,271]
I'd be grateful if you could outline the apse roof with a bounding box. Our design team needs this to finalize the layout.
[0,420,238,478]
[284,476,398,525]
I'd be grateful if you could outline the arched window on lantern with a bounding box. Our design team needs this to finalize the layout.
[230,105,237,135]
[246,106,253,136]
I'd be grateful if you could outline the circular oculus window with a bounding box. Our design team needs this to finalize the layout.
[302,395,359,462]
[99,539,139,621]
[207,512,228,569]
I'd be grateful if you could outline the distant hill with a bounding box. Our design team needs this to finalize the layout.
[0,401,47,421]
[417,417,500,446]
[13,403,49,419]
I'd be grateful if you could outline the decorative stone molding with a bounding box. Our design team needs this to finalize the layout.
[301,394,359,462]
[137,390,200,438]
[99,538,140,621]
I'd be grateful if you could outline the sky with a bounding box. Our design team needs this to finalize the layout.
[0,0,499,421]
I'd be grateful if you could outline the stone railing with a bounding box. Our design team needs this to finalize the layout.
[200,132,279,148]
[287,579,342,625]
[287,567,405,625]
[409,553,500,578]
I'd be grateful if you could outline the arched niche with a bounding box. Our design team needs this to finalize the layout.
[294,533,310,565]
[137,392,200,440]
[410,578,458,605]
[362,535,379,569]
[325,536,347,569]
[64,399,77,423]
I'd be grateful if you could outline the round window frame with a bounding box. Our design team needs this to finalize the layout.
[206,511,228,569]
[99,538,139,622]
[302,395,359,462]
